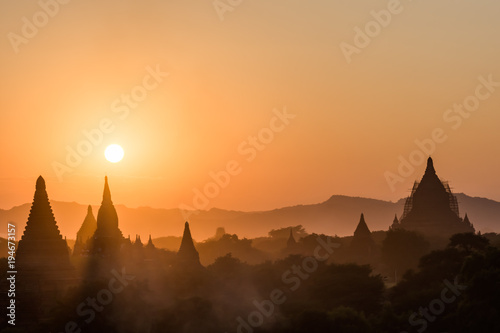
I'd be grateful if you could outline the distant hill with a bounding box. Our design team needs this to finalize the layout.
[0,194,498,241]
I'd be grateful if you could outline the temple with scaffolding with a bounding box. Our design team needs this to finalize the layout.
[393,157,474,238]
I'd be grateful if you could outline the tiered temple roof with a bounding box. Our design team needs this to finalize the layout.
[15,176,76,321]
[398,157,475,238]
[16,176,74,272]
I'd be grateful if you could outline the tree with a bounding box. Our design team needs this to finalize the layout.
[449,232,489,254]
[455,247,500,332]
[268,225,308,239]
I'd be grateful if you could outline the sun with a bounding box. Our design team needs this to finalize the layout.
[104,144,124,163]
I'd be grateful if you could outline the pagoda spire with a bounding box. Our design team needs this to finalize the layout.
[463,213,472,226]
[354,213,371,237]
[15,176,76,320]
[79,206,97,238]
[102,175,112,204]
[73,205,97,255]
[398,157,475,237]
[95,176,120,233]
[177,222,201,266]
[350,213,375,258]
[425,157,436,175]
[146,234,156,250]
[390,214,400,230]
[91,176,123,255]
[18,176,66,244]
[135,234,143,246]
[16,176,74,269]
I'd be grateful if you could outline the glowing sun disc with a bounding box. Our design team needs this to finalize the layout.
[105,144,124,163]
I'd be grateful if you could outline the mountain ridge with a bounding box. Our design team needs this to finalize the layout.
[1,193,498,241]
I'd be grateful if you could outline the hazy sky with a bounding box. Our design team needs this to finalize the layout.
[1,0,499,211]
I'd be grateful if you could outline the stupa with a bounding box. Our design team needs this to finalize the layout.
[177,222,202,267]
[90,176,124,256]
[73,205,97,255]
[350,213,375,257]
[15,176,76,320]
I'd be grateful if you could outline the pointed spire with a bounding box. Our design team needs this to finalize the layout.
[390,214,399,230]
[351,213,374,256]
[91,177,123,255]
[102,176,112,204]
[75,205,97,250]
[16,176,76,314]
[425,157,436,175]
[463,213,471,226]
[398,157,475,237]
[36,175,45,191]
[16,176,72,270]
[177,222,201,266]
[354,213,371,237]
[95,176,119,232]
[146,234,155,249]
[180,222,195,250]
[20,176,63,241]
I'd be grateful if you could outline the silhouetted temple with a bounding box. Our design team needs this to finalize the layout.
[134,234,143,247]
[177,222,202,267]
[397,157,475,238]
[90,176,124,256]
[350,213,375,257]
[73,205,97,255]
[146,234,156,250]
[389,214,399,230]
[15,176,76,320]
[143,235,158,262]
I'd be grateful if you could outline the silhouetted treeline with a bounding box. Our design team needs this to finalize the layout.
[1,232,499,332]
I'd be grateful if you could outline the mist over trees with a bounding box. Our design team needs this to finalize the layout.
[3,167,499,332]
[2,228,500,333]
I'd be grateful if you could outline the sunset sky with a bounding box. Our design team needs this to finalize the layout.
[1,0,499,212]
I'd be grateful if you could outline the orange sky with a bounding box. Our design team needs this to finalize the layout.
[1,0,499,212]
